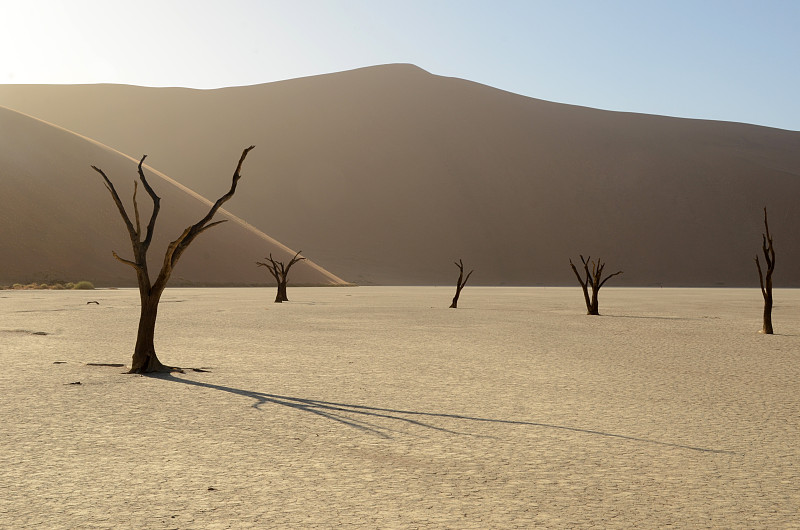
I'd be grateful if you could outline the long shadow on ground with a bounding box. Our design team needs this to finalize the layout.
[154,373,735,454]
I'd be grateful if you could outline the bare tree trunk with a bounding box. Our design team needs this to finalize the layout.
[130,292,168,373]
[578,278,592,314]
[449,259,474,308]
[755,207,775,334]
[279,281,289,302]
[762,295,773,334]
[589,289,600,316]
[449,291,461,308]
[268,267,282,303]
[273,281,289,303]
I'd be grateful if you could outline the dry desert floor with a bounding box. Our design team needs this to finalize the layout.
[1,286,798,528]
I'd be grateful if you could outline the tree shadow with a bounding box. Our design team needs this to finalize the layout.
[602,314,698,321]
[153,373,735,454]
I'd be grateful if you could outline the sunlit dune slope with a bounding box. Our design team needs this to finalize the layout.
[0,106,347,287]
[2,64,800,286]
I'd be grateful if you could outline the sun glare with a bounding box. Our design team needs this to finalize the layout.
[0,3,117,84]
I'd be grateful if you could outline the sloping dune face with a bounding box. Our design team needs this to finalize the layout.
[2,64,800,286]
[0,106,346,287]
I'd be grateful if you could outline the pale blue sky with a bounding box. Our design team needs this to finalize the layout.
[1,1,798,130]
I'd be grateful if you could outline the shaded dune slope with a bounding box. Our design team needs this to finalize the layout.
[0,106,346,287]
[2,64,800,286]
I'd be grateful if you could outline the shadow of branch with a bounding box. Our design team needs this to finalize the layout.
[602,314,698,321]
[153,373,736,454]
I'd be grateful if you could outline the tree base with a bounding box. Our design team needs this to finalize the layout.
[85,363,209,374]
[128,350,182,374]
[127,364,184,374]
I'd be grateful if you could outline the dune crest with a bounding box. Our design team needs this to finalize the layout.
[0,105,347,286]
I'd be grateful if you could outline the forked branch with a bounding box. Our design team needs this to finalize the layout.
[156,145,256,288]
[136,155,161,249]
[256,254,282,283]
[91,164,137,244]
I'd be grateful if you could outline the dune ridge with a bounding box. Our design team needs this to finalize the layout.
[0,105,347,287]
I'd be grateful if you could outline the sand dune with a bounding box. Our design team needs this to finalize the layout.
[0,106,347,287]
[2,64,800,285]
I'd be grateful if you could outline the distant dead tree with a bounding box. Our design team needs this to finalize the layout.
[755,207,775,334]
[256,251,306,303]
[449,259,473,308]
[92,146,255,373]
[569,255,622,315]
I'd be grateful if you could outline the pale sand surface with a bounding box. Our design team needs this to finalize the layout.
[1,287,798,528]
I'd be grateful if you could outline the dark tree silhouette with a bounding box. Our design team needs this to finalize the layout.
[569,255,622,315]
[256,251,306,303]
[755,207,775,334]
[92,146,255,373]
[449,259,473,308]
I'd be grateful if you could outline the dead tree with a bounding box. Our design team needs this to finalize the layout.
[92,146,255,373]
[755,207,775,334]
[449,259,474,308]
[569,255,622,315]
[256,251,306,303]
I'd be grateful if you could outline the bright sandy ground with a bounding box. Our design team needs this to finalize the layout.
[1,286,798,528]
